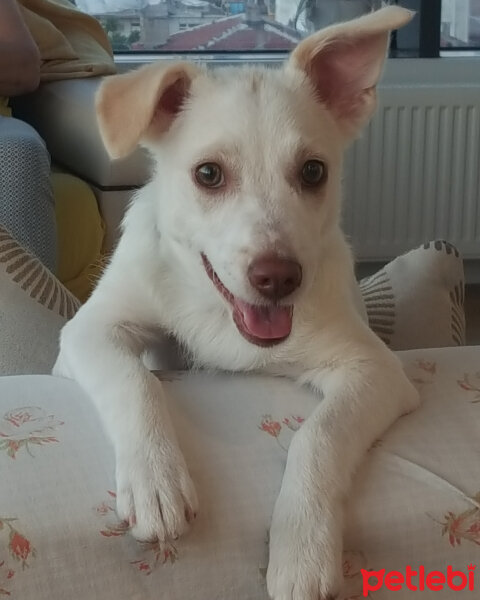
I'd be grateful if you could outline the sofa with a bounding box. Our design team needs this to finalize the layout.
[2,347,480,600]
[0,216,478,599]
[12,79,148,252]
[3,70,479,599]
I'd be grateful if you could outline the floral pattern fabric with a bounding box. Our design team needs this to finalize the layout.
[93,491,177,574]
[0,407,63,459]
[1,346,480,599]
[0,517,35,596]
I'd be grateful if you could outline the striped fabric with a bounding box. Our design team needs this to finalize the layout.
[359,240,466,350]
[0,225,79,319]
[359,270,395,346]
[450,282,465,346]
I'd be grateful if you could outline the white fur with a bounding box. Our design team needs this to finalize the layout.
[53,11,418,599]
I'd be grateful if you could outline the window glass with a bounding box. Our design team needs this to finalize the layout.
[76,0,383,53]
[441,0,480,48]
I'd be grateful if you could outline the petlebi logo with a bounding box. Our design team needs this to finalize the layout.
[361,564,476,595]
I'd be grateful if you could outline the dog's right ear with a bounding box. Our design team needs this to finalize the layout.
[96,62,200,159]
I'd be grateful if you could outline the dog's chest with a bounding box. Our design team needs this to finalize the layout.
[153,262,295,373]
[173,306,269,371]
[158,290,269,371]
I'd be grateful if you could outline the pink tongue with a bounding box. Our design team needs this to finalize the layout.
[235,300,292,339]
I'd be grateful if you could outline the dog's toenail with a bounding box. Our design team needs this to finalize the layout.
[185,507,196,522]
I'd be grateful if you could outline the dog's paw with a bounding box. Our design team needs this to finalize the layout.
[115,441,198,543]
[266,491,343,600]
[401,377,421,416]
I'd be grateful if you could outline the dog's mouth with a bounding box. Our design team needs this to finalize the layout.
[201,254,293,347]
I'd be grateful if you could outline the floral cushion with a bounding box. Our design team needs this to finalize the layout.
[360,240,465,349]
[1,346,479,599]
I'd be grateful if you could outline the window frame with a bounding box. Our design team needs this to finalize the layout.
[97,0,480,60]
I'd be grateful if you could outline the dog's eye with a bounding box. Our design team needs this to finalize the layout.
[301,160,327,187]
[195,163,224,188]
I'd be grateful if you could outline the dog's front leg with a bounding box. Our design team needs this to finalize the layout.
[267,341,419,600]
[53,305,198,543]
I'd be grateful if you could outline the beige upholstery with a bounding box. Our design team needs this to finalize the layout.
[12,79,150,188]
[12,79,149,249]
[1,347,480,599]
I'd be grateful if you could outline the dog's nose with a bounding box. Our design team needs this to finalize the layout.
[248,255,302,300]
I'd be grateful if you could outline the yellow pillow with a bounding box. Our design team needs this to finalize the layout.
[51,172,106,303]
[0,97,11,117]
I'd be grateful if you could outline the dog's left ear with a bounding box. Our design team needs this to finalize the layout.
[287,6,413,136]
[96,61,200,159]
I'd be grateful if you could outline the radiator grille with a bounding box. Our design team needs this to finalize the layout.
[343,86,480,260]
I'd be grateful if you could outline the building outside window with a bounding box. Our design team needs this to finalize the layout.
[441,0,480,47]
[74,0,479,54]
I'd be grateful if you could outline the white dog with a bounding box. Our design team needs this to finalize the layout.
[53,7,419,599]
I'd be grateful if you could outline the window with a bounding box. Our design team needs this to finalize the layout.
[76,0,479,55]
[441,0,480,48]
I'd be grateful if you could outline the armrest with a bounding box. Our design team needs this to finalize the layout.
[11,78,150,189]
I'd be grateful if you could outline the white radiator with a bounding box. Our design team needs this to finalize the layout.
[343,85,480,262]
